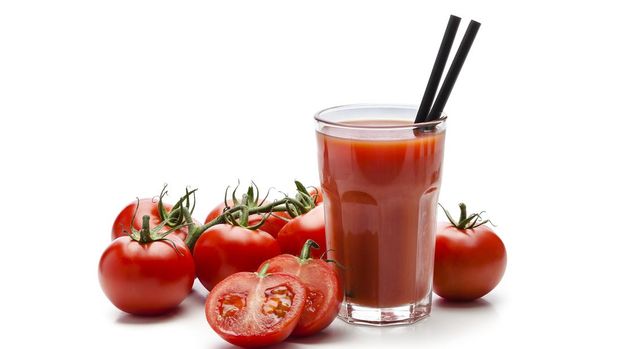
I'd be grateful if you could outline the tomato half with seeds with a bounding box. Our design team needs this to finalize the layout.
[260,240,342,336]
[112,198,190,241]
[205,266,306,348]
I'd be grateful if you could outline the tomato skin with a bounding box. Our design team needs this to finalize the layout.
[307,187,323,204]
[277,205,326,259]
[193,224,281,291]
[433,223,507,301]
[205,200,238,223]
[205,271,306,348]
[205,200,289,238]
[112,199,189,241]
[98,235,195,315]
[260,254,341,336]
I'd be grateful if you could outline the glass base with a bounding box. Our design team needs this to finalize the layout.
[338,301,431,326]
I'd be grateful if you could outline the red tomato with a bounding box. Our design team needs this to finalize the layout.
[99,227,195,315]
[433,204,507,301]
[307,187,323,204]
[205,268,306,348]
[260,242,341,336]
[205,200,290,238]
[277,205,326,259]
[193,224,281,291]
[112,198,189,241]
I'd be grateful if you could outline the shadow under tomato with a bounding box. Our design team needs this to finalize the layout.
[300,297,501,346]
[210,340,301,349]
[434,297,493,309]
[115,306,186,325]
[406,295,500,340]
[185,287,207,306]
[209,324,351,349]
[286,325,351,345]
[114,288,207,325]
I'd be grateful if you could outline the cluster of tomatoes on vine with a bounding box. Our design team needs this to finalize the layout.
[98,181,339,347]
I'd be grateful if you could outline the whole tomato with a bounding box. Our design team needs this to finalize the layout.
[277,204,326,259]
[99,215,195,315]
[260,240,341,337]
[205,265,306,348]
[433,203,507,301]
[192,224,281,291]
[112,198,193,241]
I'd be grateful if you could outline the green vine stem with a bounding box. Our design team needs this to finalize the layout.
[126,214,186,255]
[176,181,322,250]
[294,180,316,213]
[137,215,154,243]
[439,202,493,230]
[299,239,320,263]
[157,185,198,229]
[182,197,305,250]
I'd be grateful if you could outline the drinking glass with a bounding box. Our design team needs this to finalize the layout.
[315,104,447,326]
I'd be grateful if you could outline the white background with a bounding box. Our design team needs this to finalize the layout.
[1,0,619,348]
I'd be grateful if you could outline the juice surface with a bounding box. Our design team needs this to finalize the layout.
[317,120,445,308]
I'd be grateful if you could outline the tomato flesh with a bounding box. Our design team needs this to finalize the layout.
[206,271,306,348]
[260,254,341,336]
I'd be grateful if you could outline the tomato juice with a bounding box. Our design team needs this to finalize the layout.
[315,105,446,325]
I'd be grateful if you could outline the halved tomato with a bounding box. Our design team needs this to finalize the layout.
[260,240,341,336]
[205,266,306,347]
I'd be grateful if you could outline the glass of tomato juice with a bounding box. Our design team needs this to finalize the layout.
[315,104,446,326]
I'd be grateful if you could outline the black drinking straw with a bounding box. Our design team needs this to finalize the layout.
[426,20,481,122]
[414,15,461,124]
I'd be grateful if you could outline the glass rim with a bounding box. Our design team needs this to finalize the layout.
[314,104,447,130]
